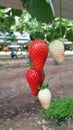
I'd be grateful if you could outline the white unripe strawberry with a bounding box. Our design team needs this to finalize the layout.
[49,40,64,63]
[38,88,51,109]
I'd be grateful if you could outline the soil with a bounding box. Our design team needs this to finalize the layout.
[0,55,73,130]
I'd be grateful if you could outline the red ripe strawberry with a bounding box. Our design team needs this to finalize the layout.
[3,47,8,53]
[28,39,49,71]
[26,67,44,96]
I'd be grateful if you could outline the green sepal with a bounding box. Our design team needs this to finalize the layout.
[30,31,45,40]
[40,83,49,90]
[65,30,73,42]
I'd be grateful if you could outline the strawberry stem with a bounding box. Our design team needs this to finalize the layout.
[59,0,62,37]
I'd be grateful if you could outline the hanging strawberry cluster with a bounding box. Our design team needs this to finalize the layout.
[25,39,52,109]
[25,37,65,109]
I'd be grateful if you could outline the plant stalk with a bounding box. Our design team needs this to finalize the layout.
[59,0,62,37]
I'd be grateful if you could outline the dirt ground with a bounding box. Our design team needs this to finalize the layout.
[0,55,73,130]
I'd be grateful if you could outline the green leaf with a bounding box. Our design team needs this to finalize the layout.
[12,9,22,16]
[21,0,55,23]
[0,6,5,9]
[65,30,73,42]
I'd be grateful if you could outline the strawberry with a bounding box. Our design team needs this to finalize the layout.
[3,47,8,53]
[38,85,51,109]
[49,39,64,63]
[28,39,49,71]
[26,67,44,96]
[31,88,39,96]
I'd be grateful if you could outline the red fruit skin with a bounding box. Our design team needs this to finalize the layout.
[31,88,39,96]
[26,67,43,96]
[3,47,8,53]
[28,39,49,71]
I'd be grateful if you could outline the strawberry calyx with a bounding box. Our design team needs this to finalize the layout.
[39,82,49,90]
